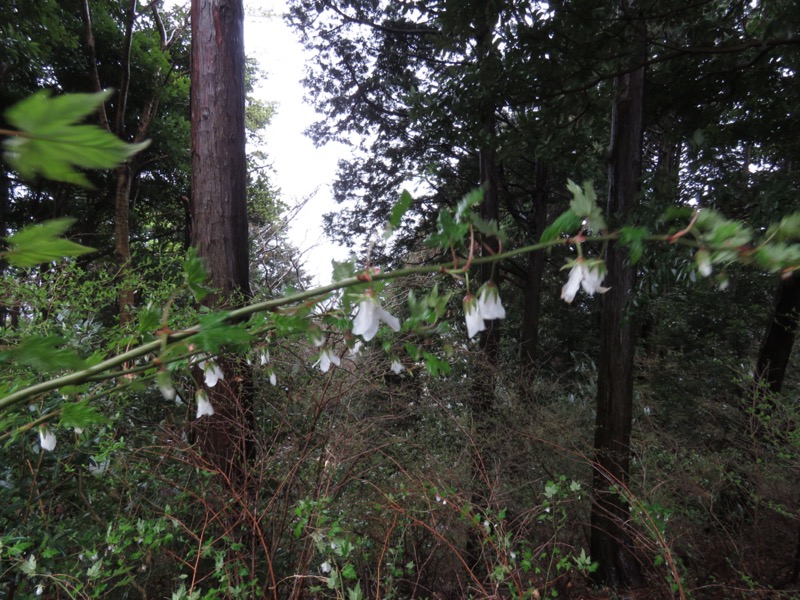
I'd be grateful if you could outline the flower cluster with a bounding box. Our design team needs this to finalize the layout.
[560,258,610,303]
[463,280,507,339]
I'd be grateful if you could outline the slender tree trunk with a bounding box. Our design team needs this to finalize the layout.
[191,0,252,480]
[752,272,800,582]
[755,273,800,394]
[519,160,548,371]
[113,164,135,326]
[590,18,646,588]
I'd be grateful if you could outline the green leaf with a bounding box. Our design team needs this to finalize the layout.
[60,400,109,429]
[191,312,253,353]
[183,247,212,301]
[454,187,485,223]
[540,209,582,243]
[765,212,800,243]
[3,90,150,187]
[341,563,358,581]
[619,226,648,265]
[4,218,95,267]
[0,335,85,372]
[332,259,355,282]
[384,189,414,238]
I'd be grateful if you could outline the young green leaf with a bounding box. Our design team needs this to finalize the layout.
[4,218,95,267]
[384,189,414,238]
[3,90,150,187]
[60,400,109,429]
[540,209,582,243]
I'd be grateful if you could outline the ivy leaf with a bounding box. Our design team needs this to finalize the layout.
[540,209,582,243]
[0,335,86,372]
[3,90,150,187]
[4,218,95,267]
[60,400,109,429]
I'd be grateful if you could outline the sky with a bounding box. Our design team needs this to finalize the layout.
[244,1,351,284]
[166,0,351,284]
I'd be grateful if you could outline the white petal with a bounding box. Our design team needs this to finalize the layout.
[581,264,610,296]
[39,428,57,452]
[377,306,401,332]
[158,380,176,401]
[269,370,277,386]
[560,263,583,303]
[390,359,405,374]
[203,361,224,387]
[463,296,486,339]
[260,350,270,365]
[352,298,380,341]
[477,282,506,320]
[195,390,215,419]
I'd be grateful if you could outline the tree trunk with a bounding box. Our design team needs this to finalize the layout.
[113,164,135,327]
[519,160,548,371]
[190,0,252,480]
[590,23,646,588]
[755,273,800,394]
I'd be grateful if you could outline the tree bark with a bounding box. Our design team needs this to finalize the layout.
[590,23,646,589]
[191,0,252,480]
[519,160,548,371]
[755,273,800,394]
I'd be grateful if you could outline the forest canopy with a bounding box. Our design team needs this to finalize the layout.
[0,0,799,599]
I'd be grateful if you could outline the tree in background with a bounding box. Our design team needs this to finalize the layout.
[190,0,252,478]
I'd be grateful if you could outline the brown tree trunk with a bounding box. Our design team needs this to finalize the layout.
[519,161,548,371]
[113,164,135,327]
[755,273,800,394]
[590,20,646,588]
[190,0,252,480]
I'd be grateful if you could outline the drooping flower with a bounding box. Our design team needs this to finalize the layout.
[350,340,363,357]
[320,560,332,574]
[268,369,277,387]
[560,259,610,303]
[259,350,270,365]
[199,360,224,388]
[39,427,56,452]
[463,293,486,339]
[195,389,214,419]
[314,347,341,373]
[696,249,712,277]
[352,293,401,341]
[390,359,405,374]
[157,371,176,401]
[476,281,506,320]
[35,584,44,596]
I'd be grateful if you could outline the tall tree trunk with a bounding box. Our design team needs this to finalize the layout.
[113,164,135,326]
[753,272,800,582]
[590,18,646,589]
[190,0,252,480]
[519,160,548,372]
[755,273,800,394]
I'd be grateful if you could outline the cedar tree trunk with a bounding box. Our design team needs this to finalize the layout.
[191,0,253,479]
[590,31,646,588]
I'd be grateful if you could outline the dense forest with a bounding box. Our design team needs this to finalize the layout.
[0,0,799,599]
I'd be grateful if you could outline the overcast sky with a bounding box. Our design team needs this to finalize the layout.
[245,0,351,284]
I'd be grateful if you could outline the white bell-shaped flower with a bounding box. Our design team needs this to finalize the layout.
[314,347,341,373]
[195,389,215,419]
[463,294,486,339]
[476,281,506,320]
[390,359,405,374]
[352,293,401,341]
[199,360,224,388]
[561,259,610,303]
[39,427,57,452]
